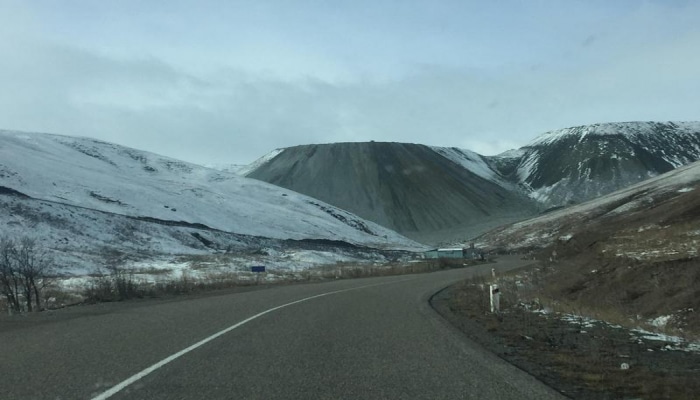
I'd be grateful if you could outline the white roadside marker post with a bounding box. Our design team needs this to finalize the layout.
[490,284,500,313]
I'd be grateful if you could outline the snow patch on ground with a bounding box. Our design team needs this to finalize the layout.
[558,234,573,242]
[630,328,700,353]
[551,311,700,354]
[649,315,673,328]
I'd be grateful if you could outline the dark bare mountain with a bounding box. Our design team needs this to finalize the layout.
[246,142,538,244]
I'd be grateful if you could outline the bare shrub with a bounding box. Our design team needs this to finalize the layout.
[0,236,54,313]
[0,237,22,313]
[82,272,116,303]
[108,265,140,300]
[82,249,143,302]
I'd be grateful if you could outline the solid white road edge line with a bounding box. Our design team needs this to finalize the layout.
[91,277,415,400]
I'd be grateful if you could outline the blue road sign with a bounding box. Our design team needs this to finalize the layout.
[251,266,266,273]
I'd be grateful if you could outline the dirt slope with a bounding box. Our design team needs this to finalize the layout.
[476,161,700,334]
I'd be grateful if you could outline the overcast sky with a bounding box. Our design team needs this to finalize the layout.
[1,1,699,165]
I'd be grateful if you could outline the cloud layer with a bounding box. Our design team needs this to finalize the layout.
[1,1,699,165]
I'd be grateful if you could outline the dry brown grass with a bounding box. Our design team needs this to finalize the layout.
[438,272,700,400]
[75,258,493,305]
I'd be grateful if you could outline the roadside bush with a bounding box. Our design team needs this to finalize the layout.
[82,265,143,303]
[76,257,492,305]
[0,236,54,313]
[108,265,140,300]
[82,274,116,303]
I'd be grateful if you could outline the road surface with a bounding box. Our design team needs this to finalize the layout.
[0,257,564,399]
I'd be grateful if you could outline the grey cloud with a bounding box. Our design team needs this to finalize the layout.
[1,24,700,166]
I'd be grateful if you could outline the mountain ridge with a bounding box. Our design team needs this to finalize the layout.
[501,121,700,206]
[244,121,700,243]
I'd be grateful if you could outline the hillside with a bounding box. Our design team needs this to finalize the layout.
[476,159,700,254]
[246,142,539,244]
[474,160,700,333]
[0,130,421,274]
[493,121,700,206]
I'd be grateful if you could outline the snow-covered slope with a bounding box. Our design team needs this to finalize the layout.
[0,130,419,251]
[504,122,700,206]
[202,163,246,174]
[530,121,700,149]
[237,148,285,176]
[429,146,516,190]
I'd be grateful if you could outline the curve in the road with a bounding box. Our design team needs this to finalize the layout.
[91,278,416,400]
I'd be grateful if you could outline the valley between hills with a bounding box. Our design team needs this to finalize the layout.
[1,121,699,399]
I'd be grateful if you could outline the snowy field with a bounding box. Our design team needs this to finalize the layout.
[0,130,419,250]
[0,129,427,301]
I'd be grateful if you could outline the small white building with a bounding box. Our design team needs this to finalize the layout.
[424,248,465,259]
[424,246,483,260]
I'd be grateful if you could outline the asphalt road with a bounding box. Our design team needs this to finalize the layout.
[0,257,564,399]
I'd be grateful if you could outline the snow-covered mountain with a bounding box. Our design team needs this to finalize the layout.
[0,130,421,273]
[242,121,700,244]
[494,121,700,206]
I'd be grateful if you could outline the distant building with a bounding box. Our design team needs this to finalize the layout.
[424,248,466,259]
[424,247,483,260]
